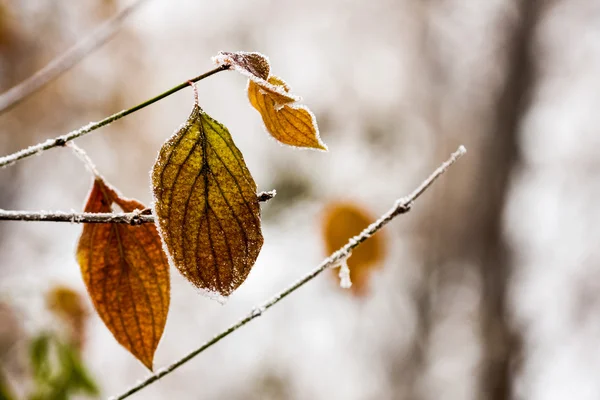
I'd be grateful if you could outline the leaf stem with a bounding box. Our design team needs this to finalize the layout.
[66,142,101,178]
[111,145,467,400]
[0,64,230,169]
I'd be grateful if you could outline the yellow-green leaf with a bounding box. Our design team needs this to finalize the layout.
[321,202,386,296]
[248,76,327,150]
[76,178,170,370]
[152,104,263,298]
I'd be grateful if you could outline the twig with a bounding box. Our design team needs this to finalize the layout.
[0,0,149,115]
[0,64,230,169]
[110,145,467,400]
[0,191,276,224]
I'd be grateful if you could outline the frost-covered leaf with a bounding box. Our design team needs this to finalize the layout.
[76,178,170,370]
[249,75,300,108]
[248,76,327,150]
[152,104,263,298]
[322,202,386,296]
[214,50,326,150]
[213,51,271,80]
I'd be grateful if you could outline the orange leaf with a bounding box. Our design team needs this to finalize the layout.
[248,75,300,107]
[321,202,386,296]
[76,178,170,370]
[152,104,263,298]
[213,50,326,150]
[248,76,327,150]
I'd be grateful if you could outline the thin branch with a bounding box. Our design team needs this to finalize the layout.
[111,145,467,400]
[0,191,276,225]
[0,0,149,115]
[0,64,230,169]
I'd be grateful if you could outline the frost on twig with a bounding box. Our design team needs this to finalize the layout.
[0,191,276,224]
[337,258,352,289]
[0,66,229,169]
[331,248,353,289]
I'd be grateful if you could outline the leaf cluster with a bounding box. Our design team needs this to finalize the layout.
[74,51,329,368]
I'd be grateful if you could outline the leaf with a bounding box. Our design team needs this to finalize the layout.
[248,76,327,150]
[213,51,271,80]
[29,333,99,400]
[321,202,386,296]
[47,286,87,322]
[30,334,52,383]
[213,50,326,150]
[57,339,99,396]
[0,368,15,400]
[152,104,263,298]
[76,178,170,370]
[46,286,88,350]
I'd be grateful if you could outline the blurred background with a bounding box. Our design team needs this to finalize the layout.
[1,0,600,399]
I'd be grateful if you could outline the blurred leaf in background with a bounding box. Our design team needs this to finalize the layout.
[27,285,98,399]
[0,368,15,400]
[29,333,98,400]
[47,286,88,351]
[321,202,386,296]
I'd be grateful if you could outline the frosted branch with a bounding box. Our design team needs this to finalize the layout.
[0,65,230,169]
[0,191,276,224]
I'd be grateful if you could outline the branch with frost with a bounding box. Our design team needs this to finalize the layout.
[0,191,276,225]
[111,145,467,400]
[0,0,148,115]
[0,64,229,169]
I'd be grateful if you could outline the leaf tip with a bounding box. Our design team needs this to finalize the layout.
[313,138,329,152]
[142,357,154,371]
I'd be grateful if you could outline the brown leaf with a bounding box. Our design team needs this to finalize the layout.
[321,202,386,296]
[152,104,263,298]
[76,178,170,370]
[248,76,327,150]
[213,51,271,81]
